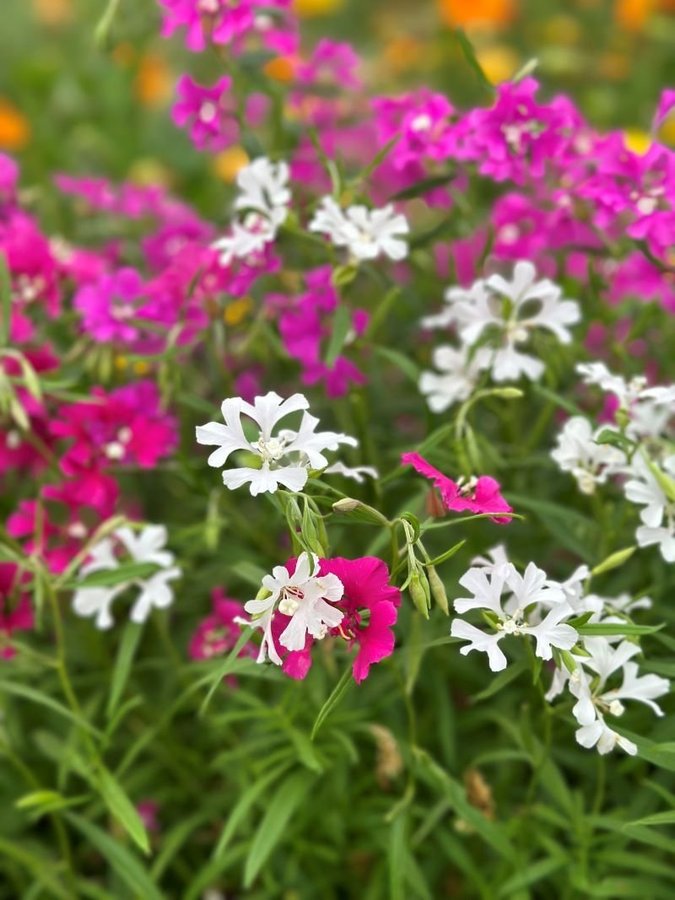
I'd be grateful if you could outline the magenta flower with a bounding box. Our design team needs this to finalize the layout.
[265,556,400,683]
[0,564,34,660]
[51,381,178,479]
[401,452,513,524]
[172,75,237,151]
[0,152,18,207]
[74,268,148,344]
[189,588,256,661]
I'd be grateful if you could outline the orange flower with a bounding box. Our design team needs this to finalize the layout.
[134,53,173,107]
[0,99,30,150]
[32,0,73,25]
[437,0,514,28]
[211,146,250,182]
[263,55,297,83]
[615,0,655,29]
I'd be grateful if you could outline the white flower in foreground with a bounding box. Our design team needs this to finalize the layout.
[244,552,344,664]
[212,157,290,264]
[196,391,358,496]
[323,461,378,483]
[551,416,626,495]
[72,524,181,629]
[419,344,482,413]
[309,196,410,262]
[575,716,637,756]
[450,562,574,671]
[624,455,675,562]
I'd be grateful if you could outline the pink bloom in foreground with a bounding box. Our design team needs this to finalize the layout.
[0,564,34,659]
[171,75,238,151]
[401,452,513,524]
[269,556,401,683]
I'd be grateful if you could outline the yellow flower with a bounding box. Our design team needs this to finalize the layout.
[211,146,250,182]
[0,99,30,150]
[127,159,172,188]
[32,0,73,25]
[224,297,253,326]
[476,45,519,84]
[622,129,652,155]
[134,53,173,108]
[294,0,344,16]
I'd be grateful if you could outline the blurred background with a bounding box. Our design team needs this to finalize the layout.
[0,0,674,221]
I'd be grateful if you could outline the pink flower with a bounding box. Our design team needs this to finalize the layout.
[189,588,256,661]
[171,75,238,151]
[653,88,675,133]
[0,211,61,316]
[51,381,178,478]
[401,452,513,524]
[137,801,160,834]
[74,268,147,344]
[0,564,34,659]
[0,153,18,207]
[267,556,400,683]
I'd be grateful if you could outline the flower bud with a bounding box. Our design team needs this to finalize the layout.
[427,565,449,615]
[332,498,389,526]
[409,568,430,619]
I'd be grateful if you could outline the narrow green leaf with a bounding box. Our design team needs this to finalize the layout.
[200,627,257,715]
[577,622,663,636]
[66,812,164,900]
[243,771,316,888]
[473,658,528,701]
[629,811,675,827]
[96,766,150,854]
[324,304,353,369]
[0,679,102,738]
[389,814,408,900]
[373,345,420,384]
[453,29,495,93]
[425,539,466,568]
[212,763,290,860]
[311,666,353,741]
[0,252,10,347]
[107,622,144,720]
[64,561,160,590]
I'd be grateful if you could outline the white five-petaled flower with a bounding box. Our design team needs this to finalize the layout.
[212,157,290,264]
[419,344,483,413]
[450,562,575,672]
[551,415,626,495]
[244,552,344,665]
[546,634,669,756]
[72,524,181,630]
[196,391,358,496]
[309,196,410,262]
[624,454,675,562]
[422,261,580,384]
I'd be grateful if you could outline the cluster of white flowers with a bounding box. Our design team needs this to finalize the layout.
[212,157,290,264]
[420,261,581,410]
[72,525,181,629]
[196,391,359,496]
[551,362,675,561]
[451,545,669,756]
[309,197,410,263]
[243,552,344,666]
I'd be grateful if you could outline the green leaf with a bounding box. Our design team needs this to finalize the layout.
[324,304,354,368]
[0,252,10,347]
[96,766,150,854]
[424,539,466,568]
[311,666,353,740]
[498,857,567,896]
[591,546,636,576]
[0,679,103,738]
[577,622,663,636]
[107,621,144,720]
[373,345,420,384]
[391,172,456,202]
[243,771,316,888]
[200,627,257,715]
[64,561,160,590]
[66,812,164,900]
[629,811,675,827]
[389,813,408,900]
[472,658,528,701]
[228,560,266,588]
[212,763,290,860]
[0,837,71,899]
[453,29,495,93]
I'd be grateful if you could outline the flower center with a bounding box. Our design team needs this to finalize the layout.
[255,434,287,463]
[278,585,305,616]
[199,101,218,123]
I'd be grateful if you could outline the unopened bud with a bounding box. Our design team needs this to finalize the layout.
[332,499,389,526]
[427,565,449,616]
[409,569,430,619]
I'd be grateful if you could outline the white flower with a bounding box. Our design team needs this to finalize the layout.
[576,362,674,439]
[419,344,482,413]
[450,562,576,672]
[624,455,675,562]
[244,553,344,664]
[212,157,290,264]
[470,544,510,570]
[196,391,358,496]
[551,416,626,495]
[309,197,409,262]
[72,524,181,630]
[575,716,637,756]
[424,261,580,385]
[323,461,378,483]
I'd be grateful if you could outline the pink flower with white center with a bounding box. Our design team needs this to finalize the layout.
[250,555,401,683]
[0,211,60,316]
[74,268,147,344]
[373,89,457,171]
[189,588,256,662]
[401,452,513,524]
[0,564,34,660]
[51,381,178,478]
[158,0,297,56]
[171,75,237,151]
